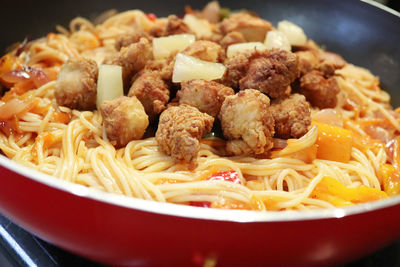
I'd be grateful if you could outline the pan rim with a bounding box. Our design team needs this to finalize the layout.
[2,152,400,223]
[1,0,400,224]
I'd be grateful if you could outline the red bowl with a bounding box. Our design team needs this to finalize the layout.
[1,155,400,267]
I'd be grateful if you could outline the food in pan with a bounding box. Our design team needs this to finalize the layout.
[0,1,398,211]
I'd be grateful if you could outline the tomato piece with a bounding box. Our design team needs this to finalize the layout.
[189,171,241,208]
[146,13,157,21]
[208,170,241,184]
[189,201,211,208]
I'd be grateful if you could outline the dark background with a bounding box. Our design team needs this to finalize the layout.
[1,0,400,266]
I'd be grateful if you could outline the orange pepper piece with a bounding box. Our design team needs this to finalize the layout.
[379,164,400,196]
[312,177,387,207]
[315,122,353,163]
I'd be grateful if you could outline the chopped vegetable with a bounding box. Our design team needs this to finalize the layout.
[1,66,50,89]
[146,13,157,21]
[315,122,353,163]
[189,171,241,208]
[53,111,72,124]
[219,8,231,20]
[172,53,226,82]
[277,20,307,46]
[207,170,241,184]
[96,64,123,109]
[152,34,195,60]
[0,98,37,120]
[378,137,400,196]
[312,108,343,127]
[189,201,211,208]
[351,129,384,154]
[264,30,291,51]
[312,176,387,207]
[287,144,317,164]
[379,164,400,196]
[211,199,248,209]
[37,132,56,151]
[211,195,264,210]
[0,54,16,76]
[0,117,19,137]
[183,14,212,38]
[226,42,266,58]
[393,136,400,169]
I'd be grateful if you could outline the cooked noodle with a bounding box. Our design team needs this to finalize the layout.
[0,7,397,211]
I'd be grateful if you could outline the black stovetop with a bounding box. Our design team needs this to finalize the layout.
[1,213,400,267]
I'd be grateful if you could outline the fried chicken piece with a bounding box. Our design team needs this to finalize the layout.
[145,51,177,81]
[54,58,98,110]
[150,15,192,37]
[164,15,193,36]
[292,40,320,52]
[270,94,311,139]
[225,139,254,156]
[223,49,298,98]
[196,1,221,24]
[221,52,250,88]
[294,41,346,77]
[220,31,246,49]
[104,38,153,88]
[317,51,346,76]
[100,96,149,147]
[219,89,275,155]
[219,12,273,42]
[128,70,170,119]
[114,30,151,51]
[295,51,319,76]
[156,105,214,169]
[182,40,225,63]
[240,49,298,98]
[299,70,340,109]
[176,79,234,117]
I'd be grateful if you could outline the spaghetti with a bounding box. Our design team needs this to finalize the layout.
[0,5,397,211]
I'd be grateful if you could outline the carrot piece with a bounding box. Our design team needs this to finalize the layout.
[315,122,353,163]
[41,132,56,151]
[0,54,15,75]
[53,111,72,124]
[30,103,50,116]
[312,176,387,207]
